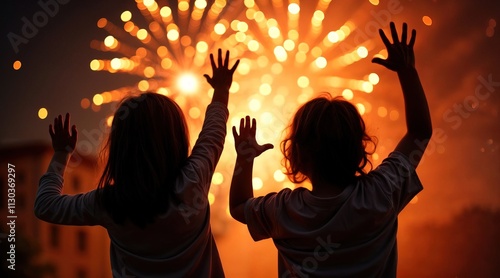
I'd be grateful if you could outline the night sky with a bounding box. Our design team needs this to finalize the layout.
[2,0,499,226]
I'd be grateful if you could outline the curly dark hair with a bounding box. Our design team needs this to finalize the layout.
[281,94,377,187]
[96,92,190,228]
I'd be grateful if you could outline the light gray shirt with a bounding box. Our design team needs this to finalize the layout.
[245,151,423,278]
[35,102,228,278]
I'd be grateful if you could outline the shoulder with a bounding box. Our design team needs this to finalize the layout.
[366,151,415,181]
[360,151,423,210]
[246,187,308,211]
[381,151,414,170]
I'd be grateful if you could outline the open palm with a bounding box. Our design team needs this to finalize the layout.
[232,116,273,160]
[49,113,78,153]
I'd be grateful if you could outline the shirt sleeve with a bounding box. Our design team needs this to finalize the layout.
[244,189,293,241]
[369,151,423,213]
[34,172,102,226]
[175,102,228,197]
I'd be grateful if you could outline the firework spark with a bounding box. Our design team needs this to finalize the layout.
[86,0,400,213]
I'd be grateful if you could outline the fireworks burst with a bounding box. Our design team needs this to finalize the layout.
[85,0,400,214]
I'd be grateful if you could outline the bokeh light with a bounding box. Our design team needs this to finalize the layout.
[120,11,132,22]
[13,60,22,70]
[422,16,433,26]
[93,94,104,106]
[80,98,91,109]
[252,177,263,190]
[38,108,48,120]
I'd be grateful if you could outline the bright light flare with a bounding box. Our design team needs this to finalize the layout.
[288,3,300,14]
[177,73,198,94]
[88,0,416,215]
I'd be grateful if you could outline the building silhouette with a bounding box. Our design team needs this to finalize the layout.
[0,142,111,278]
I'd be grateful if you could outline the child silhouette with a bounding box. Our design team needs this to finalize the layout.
[35,49,239,277]
[229,22,432,277]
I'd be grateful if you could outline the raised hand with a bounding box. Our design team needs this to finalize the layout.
[203,49,240,91]
[372,22,416,72]
[49,113,78,153]
[232,116,273,160]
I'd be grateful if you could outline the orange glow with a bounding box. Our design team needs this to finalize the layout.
[180,35,191,46]
[422,16,433,26]
[157,46,168,57]
[101,92,112,103]
[97,18,107,28]
[377,106,388,117]
[389,110,400,121]
[86,3,425,244]
[80,98,91,109]
[410,195,419,204]
[143,67,155,78]
[161,58,172,69]
[124,21,135,32]
[13,60,22,70]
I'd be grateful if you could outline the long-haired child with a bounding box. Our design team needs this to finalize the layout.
[35,50,239,277]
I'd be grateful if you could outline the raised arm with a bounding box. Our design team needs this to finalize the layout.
[204,49,239,106]
[372,22,432,168]
[230,116,273,224]
[35,113,100,225]
[179,49,239,199]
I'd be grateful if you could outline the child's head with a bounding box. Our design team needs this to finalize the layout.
[98,92,189,227]
[281,94,376,187]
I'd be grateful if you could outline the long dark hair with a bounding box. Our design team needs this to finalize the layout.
[96,92,189,228]
[281,94,376,187]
